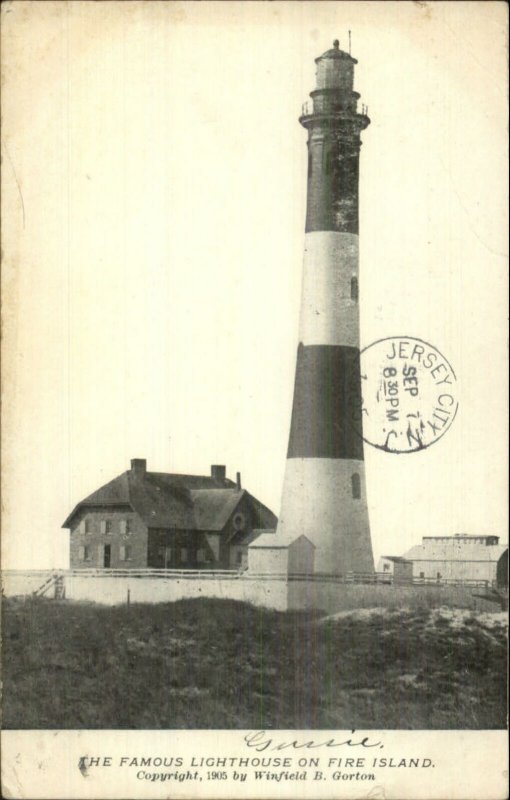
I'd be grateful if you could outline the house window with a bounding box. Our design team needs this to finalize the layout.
[351,473,361,499]
[419,571,425,578]
[100,520,112,535]
[78,545,91,561]
[197,549,206,563]
[180,548,188,564]
[351,276,358,301]
[233,513,245,531]
[120,519,131,535]
[79,519,90,534]
[383,563,390,572]
[436,572,442,580]
[157,547,172,567]
[236,551,243,566]
[119,545,131,562]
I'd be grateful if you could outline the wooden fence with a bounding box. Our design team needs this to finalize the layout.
[2,568,492,594]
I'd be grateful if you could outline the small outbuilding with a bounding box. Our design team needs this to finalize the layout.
[496,549,508,588]
[377,556,414,584]
[248,532,315,576]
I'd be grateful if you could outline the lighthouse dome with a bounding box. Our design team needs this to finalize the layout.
[315,40,357,64]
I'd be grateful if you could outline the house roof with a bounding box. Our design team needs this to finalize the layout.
[62,468,277,533]
[190,489,245,531]
[229,528,263,547]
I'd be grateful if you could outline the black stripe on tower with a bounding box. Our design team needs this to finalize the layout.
[287,344,364,459]
[305,135,360,234]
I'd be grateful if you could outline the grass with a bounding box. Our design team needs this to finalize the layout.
[1,596,507,729]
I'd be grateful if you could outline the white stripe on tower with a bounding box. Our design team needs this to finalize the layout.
[299,231,360,347]
[278,459,372,574]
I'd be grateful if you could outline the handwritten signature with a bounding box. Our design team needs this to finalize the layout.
[244,730,384,752]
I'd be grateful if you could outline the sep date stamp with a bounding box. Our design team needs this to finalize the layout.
[358,337,459,453]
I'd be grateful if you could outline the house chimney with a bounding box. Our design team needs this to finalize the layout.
[236,471,242,491]
[131,458,147,476]
[211,464,226,482]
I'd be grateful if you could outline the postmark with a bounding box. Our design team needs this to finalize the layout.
[357,337,459,453]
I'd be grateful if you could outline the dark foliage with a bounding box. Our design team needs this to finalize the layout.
[1,597,506,729]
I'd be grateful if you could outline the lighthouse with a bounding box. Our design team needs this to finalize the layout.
[276,40,374,575]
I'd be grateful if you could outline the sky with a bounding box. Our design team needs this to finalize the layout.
[2,1,508,569]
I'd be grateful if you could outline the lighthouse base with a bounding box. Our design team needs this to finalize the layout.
[276,457,374,575]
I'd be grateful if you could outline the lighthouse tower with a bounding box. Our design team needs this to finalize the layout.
[276,40,374,575]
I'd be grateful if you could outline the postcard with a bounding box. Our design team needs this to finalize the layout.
[1,2,508,799]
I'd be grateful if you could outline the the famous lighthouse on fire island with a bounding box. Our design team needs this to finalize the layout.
[276,40,375,575]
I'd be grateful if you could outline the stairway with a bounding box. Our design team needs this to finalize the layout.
[32,573,65,599]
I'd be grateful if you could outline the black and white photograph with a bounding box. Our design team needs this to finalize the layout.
[1,2,508,798]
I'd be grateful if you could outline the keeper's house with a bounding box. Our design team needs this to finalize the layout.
[63,459,277,570]
[399,534,508,586]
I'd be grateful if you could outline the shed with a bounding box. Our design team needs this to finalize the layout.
[248,532,315,575]
[377,556,414,584]
[496,549,508,588]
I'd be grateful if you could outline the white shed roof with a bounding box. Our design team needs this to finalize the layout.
[249,532,315,550]
[380,555,413,564]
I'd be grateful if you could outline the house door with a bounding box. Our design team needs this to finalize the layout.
[104,544,111,568]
